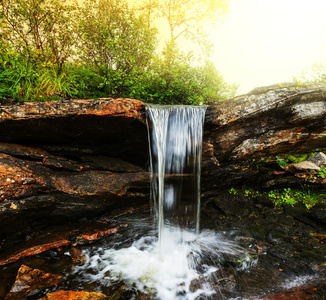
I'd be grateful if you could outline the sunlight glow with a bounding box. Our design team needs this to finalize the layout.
[211,0,326,94]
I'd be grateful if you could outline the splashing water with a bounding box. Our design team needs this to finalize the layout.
[73,105,256,299]
[73,227,254,300]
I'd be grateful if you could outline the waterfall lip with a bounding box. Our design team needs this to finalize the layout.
[145,103,208,109]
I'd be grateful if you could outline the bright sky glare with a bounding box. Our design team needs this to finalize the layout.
[210,0,326,94]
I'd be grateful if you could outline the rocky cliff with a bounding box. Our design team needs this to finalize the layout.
[0,84,326,235]
[1,83,326,299]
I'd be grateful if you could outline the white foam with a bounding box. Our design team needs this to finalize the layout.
[282,275,316,289]
[74,226,254,300]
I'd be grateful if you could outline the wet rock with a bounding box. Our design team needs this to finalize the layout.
[0,224,123,265]
[79,156,144,173]
[307,151,326,168]
[39,290,107,300]
[70,247,86,264]
[73,226,120,245]
[0,149,149,234]
[310,202,326,224]
[0,99,148,165]
[203,83,326,190]
[190,271,236,296]
[0,143,49,160]
[0,153,54,202]
[261,281,326,299]
[42,156,80,171]
[5,264,64,299]
[290,161,320,171]
[0,239,71,266]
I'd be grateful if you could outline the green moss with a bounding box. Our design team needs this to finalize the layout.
[302,250,325,261]
[250,224,266,239]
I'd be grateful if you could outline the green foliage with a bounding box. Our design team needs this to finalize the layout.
[294,63,326,84]
[132,43,236,105]
[0,0,235,103]
[76,0,157,78]
[317,168,326,179]
[276,156,288,167]
[229,185,325,210]
[228,188,237,195]
[1,0,76,74]
[268,186,325,209]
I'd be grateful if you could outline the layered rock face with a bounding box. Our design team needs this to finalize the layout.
[202,83,326,190]
[1,85,326,235]
[205,83,326,162]
[0,99,150,235]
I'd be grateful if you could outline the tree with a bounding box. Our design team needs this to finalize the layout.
[1,0,76,74]
[76,0,157,76]
[139,0,229,50]
[75,0,158,97]
[130,47,237,105]
[293,63,326,84]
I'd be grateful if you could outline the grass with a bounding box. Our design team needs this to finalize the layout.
[229,185,326,210]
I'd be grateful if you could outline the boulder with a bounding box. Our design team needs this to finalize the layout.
[290,161,320,171]
[39,291,107,300]
[307,152,326,168]
[5,265,64,300]
[203,83,326,189]
[0,148,150,234]
[204,83,326,162]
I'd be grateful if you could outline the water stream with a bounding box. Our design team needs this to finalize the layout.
[146,105,206,243]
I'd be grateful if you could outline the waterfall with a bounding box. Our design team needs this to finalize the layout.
[73,104,255,300]
[146,105,206,248]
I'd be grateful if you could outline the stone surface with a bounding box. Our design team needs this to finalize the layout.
[261,282,326,299]
[0,225,122,265]
[290,161,320,171]
[0,98,148,165]
[204,83,326,163]
[39,291,107,300]
[202,83,326,190]
[310,202,326,224]
[307,151,326,168]
[5,265,64,299]
[0,147,149,234]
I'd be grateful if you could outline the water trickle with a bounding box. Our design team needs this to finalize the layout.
[146,105,206,244]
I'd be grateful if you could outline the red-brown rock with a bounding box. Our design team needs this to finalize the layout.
[0,153,53,202]
[0,98,145,121]
[39,290,107,300]
[261,283,326,299]
[0,240,70,266]
[0,99,148,165]
[5,265,64,300]
[0,225,122,265]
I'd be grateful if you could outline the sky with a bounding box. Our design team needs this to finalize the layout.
[207,0,326,94]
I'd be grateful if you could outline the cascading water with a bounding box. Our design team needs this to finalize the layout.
[146,105,206,249]
[72,104,256,299]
